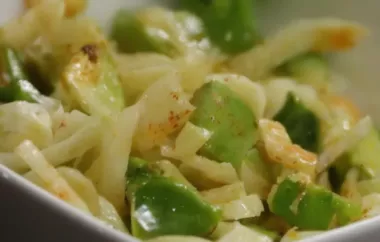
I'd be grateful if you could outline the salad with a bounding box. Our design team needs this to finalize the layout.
[0,0,378,241]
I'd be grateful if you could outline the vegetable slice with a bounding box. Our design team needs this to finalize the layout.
[86,105,139,211]
[274,92,320,152]
[130,176,221,239]
[220,194,264,221]
[15,140,90,214]
[110,9,179,57]
[214,222,274,242]
[97,196,129,233]
[268,174,362,230]
[126,158,221,239]
[181,0,258,53]
[230,18,367,81]
[0,46,42,103]
[0,101,52,152]
[60,44,124,116]
[190,81,257,169]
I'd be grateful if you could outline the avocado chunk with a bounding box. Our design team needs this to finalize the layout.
[268,175,361,230]
[126,157,221,239]
[274,92,320,152]
[110,9,179,57]
[190,81,257,169]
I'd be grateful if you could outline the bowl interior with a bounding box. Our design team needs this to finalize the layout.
[0,1,380,242]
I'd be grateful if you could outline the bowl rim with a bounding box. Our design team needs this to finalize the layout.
[0,164,139,242]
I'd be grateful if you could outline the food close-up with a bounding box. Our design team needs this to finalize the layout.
[0,0,379,241]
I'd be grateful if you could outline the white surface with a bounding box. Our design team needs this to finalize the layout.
[1,0,380,242]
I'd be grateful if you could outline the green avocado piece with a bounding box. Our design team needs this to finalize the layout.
[274,92,320,152]
[190,81,257,169]
[126,157,221,239]
[131,177,221,239]
[268,175,361,230]
[180,0,259,54]
[110,9,179,57]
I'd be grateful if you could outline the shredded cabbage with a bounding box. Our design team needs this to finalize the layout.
[180,156,239,190]
[97,196,129,233]
[0,101,53,152]
[15,140,90,213]
[230,18,367,81]
[86,104,139,211]
[201,182,246,205]
[219,194,264,221]
[318,116,372,173]
[134,73,195,151]
[361,193,380,219]
[161,122,212,159]
[215,222,273,242]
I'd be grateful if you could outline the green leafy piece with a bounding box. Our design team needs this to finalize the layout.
[274,92,320,152]
[181,0,258,53]
[0,46,41,103]
[268,175,362,230]
[60,44,125,116]
[190,81,257,169]
[110,9,179,57]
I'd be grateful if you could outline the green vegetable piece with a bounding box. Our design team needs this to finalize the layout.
[274,92,320,152]
[269,175,361,230]
[181,0,258,53]
[0,46,41,103]
[278,52,329,87]
[127,157,150,178]
[330,127,380,190]
[332,194,362,226]
[347,128,380,178]
[190,81,257,169]
[61,44,124,116]
[110,9,179,57]
[130,177,221,239]
[126,157,221,239]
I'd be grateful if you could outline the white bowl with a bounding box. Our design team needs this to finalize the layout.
[1,0,380,241]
